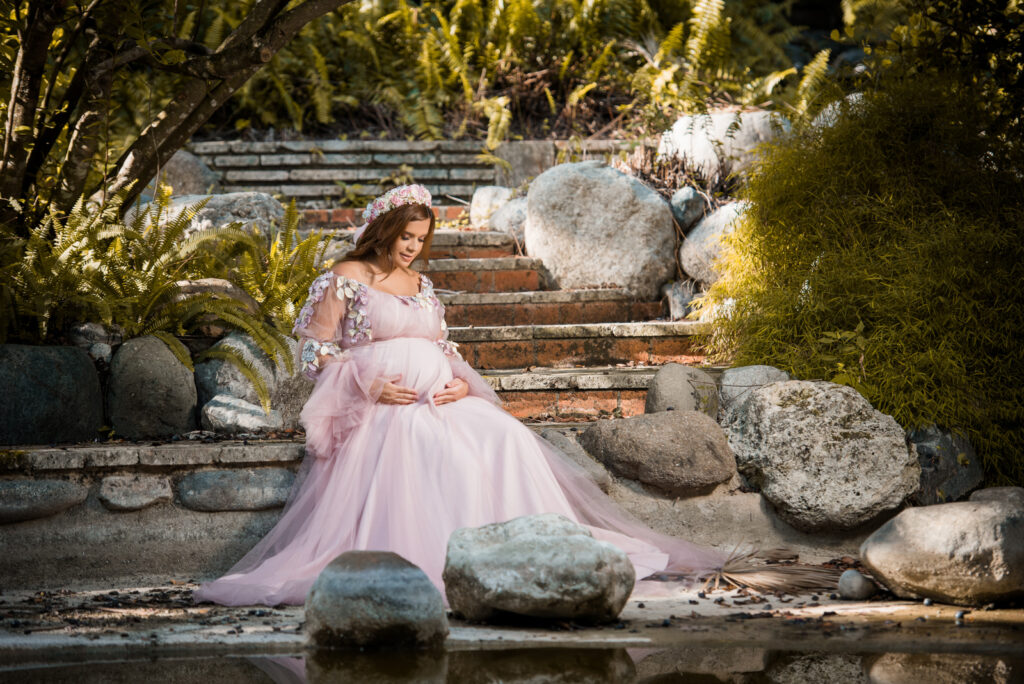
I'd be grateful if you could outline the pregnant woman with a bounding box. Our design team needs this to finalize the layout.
[194,184,730,607]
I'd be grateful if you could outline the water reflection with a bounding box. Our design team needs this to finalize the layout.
[6,647,1022,683]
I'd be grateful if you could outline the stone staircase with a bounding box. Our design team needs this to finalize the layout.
[410,229,706,423]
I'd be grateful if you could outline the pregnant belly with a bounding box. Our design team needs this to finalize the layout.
[373,337,453,401]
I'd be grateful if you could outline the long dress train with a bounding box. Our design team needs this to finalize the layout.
[193,272,726,606]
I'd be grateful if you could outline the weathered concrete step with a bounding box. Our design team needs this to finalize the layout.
[440,289,663,326]
[424,257,544,293]
[450,321,705,369]
[485,366,656,421]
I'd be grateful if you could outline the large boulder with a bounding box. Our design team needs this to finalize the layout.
[306,551,448,649]
[908,425,983,505]
[148,149,221,196]
[107,336,197,439]
[860,501,1024,605]
[488,197,527,249]
[128,191,284,239]
[724,380,920,531]
[970,487,1024,507]
[718,364,790,418]
[658,110,791,177]
[470,186,513,226]
[679,201,748,285]
[579,411,735,497]
[0,345,103,445]
[525,161,675,299]
[644,363,718,417]
[443,513,634,622]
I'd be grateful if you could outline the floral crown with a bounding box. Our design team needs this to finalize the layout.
[361,184,432,225]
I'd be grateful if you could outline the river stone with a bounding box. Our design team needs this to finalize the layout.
[864,652,1022,684]
[0,345,103,445]
[644,363,718,417]
[107,336,197,439]
[489,196,527,249]
[306,550,447,650]
[525,161,675,299]
[718,365,790,418]
[658,110,791,177]
[579,411,735,497]
[909,425,983,504]
[970,487,1024,507]
[725,380,920,532]
[128,192,284,239]
[0,480,88,523]
[838,569,877,600]
[539,428,612,493]
[860,501,1024,605]
[679,201,748,285]
[669,185,705,230]
[177,468,294,511]
[98,474,173,512]
[443,513,634,622]
[470,185,513,226]
[201,395,283,434]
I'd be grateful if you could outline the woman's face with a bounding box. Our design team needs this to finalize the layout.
[391,217,431,267]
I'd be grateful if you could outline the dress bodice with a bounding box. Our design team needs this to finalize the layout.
[293,271,459,379]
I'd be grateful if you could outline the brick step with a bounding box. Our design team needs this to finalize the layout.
[449,321,705,369]
[485,366,654,421]
[439,289,663,326]
[424,257,545,293]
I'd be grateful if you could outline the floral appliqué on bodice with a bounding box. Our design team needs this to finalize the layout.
[294,271,460,379]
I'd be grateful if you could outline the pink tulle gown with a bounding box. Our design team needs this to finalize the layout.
[193,271,725,606]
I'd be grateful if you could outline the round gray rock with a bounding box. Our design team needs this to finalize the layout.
[860,501,1024,605]
[724,380,920,531]
[201,394,283,434]
[128,191,283,239]
[0,345,103,445]
[909,425,983,505]
[306,550,447,649]
[443,513,635,622]
[579,411,736,497]
[176,468,294,511]
[148,149,221,196]
[470,185,513,226]
[838,569,877,600]
[970,487,1024,507]
[658,111,791,178]
[644,363,718,417]
[679,201,748,285]
[718,365,790,418]
[669,185,704,230]
[489,196,527,249]
[0,480,88,523]
[98,475,172,511]
[525,161,675,299]
[107,336,197,439]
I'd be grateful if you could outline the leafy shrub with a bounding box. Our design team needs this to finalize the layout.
[698,75,1024,484]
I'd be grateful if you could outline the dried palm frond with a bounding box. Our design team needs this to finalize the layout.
[701,545,843,594]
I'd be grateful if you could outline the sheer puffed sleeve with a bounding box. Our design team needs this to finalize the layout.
[427,277,502,406]
[293,272,385,458]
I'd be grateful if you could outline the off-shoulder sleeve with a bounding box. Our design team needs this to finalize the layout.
[425,276,502,406]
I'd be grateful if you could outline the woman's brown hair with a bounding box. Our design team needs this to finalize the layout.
[342,202,436,273]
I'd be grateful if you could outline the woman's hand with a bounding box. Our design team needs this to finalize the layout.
[377,377,418,405]
[433,378,468,406]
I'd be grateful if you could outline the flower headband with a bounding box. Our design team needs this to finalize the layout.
[353,184,433,243]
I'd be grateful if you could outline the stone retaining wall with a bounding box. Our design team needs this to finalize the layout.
[0,442,303,589]
[189,139,641,208]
